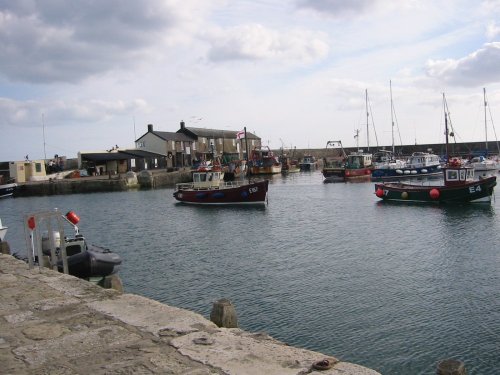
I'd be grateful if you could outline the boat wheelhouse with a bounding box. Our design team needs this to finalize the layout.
[344,152,373,181]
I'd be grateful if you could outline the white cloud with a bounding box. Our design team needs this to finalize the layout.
[204,24,329,64]
[486,21,500,39]
[425,42,500,87]
[0,0,208,83]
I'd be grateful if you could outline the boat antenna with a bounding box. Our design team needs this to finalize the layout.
[244,127,250,179]
[443,93,450,162]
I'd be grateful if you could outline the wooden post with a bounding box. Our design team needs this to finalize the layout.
[437,359,466,375]
[100,274,124,293]
[210,298,238,328]
[0,241,10,254]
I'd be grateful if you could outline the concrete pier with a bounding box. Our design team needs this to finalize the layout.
[0,254,380,374]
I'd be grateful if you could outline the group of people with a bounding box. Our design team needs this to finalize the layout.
[47,155,64,174]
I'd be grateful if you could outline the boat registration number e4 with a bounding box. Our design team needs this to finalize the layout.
[249,187,259,194]
[469,185,481,194]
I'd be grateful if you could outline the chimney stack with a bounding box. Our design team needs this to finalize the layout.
[147,124,153,132]
[180,121,185,130]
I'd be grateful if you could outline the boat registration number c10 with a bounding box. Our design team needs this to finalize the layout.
[249,187,259,194]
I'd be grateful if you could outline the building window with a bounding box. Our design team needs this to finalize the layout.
[218,138,222,145]
[192,142,196,151]
[131,159,136,168]
[137,141,145,148]
[154,158,158,168]
[232,139,236,146]
[35,163,42,173]
[202,137,206,144]
[171,140,175,149]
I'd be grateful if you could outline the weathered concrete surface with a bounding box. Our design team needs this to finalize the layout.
[0,254,380,374]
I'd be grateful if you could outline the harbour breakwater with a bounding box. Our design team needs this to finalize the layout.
[13,169,193,196]
[0,252,381,374]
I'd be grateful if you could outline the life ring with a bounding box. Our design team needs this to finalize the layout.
[168,154,173,159]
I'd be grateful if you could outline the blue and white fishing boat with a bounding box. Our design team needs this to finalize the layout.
[371,151,442,181]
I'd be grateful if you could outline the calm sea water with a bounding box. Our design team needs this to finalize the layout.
[2,171,500,375]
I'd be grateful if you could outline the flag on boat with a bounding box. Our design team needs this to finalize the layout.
[236,130,245,140]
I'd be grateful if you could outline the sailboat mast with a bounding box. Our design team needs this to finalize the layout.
[484,87,488,156]
[366,89,369,151]
[390,81,395,154]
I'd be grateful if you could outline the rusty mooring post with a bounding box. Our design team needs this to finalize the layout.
[436,359,467,375]
[210,298,238,328]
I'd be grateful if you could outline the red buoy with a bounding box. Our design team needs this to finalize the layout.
[66,211,80,225]
[375,188,384,198]
[27,216,36,230]
[429,188,440,200]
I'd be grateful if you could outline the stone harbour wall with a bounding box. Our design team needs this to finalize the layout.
[0,253,380,375]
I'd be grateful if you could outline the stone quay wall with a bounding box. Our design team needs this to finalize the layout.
[0,253,380,375]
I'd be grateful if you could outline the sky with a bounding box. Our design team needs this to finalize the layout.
[2,0,500,161]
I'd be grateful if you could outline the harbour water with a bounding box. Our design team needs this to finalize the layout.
[1,171,499,374]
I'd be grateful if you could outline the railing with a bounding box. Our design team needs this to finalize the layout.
[24,209,73,274]
[176,179,251,191]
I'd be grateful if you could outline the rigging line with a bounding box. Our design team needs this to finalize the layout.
[390,92,403,148]
[367,96,379,147]
[485,90,500,153]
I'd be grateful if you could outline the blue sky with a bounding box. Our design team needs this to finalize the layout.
[1,0,500,161]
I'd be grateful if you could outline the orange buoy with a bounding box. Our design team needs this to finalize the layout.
[429,188,440,199]
[66,211,80,225]
[376,188,384,198]
[401,191,409,199]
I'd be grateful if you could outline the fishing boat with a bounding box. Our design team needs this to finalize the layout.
[26,210,122,280]
[0,218,7,242]
[322,140,347,182]
[0,181,17,198]
[375,95,497,203]
[173,170,269,205]
[280,155,300,174]
[345,151,373,181]
[299,155,317,171]
[248,146,282,175]
[371,151,442,181]
[345,89,375,181]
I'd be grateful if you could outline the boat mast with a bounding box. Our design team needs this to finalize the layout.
[444,93,450,162]
[366,89,370,151]
[484,87,488,156]
[390,81,395,154]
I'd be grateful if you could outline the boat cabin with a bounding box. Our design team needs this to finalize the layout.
[444,159,474,187]
[406,152,440,168]
[192,171,223,189]
[346,152,372,169]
